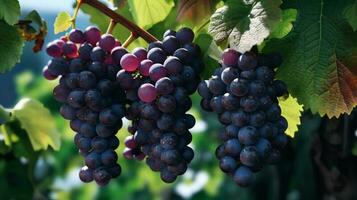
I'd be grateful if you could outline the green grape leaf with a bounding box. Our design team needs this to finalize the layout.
[0,20,24,73]
[0,0,20,25]
[127,0,174,29]
[264,0,357,118]
[54,11,71,34]
[12,98,60,151]
[270,9,297,39]
[344,1,357,31]
[279,95,303,138]
[208,0,282,52]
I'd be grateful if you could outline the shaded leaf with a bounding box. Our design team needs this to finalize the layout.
[270,9,297,39]
[177,0,215,24]
[344,1,357,31]
[209,0,282,52]
[0,0,20,25]
[279,95,303,137]
[12,98,60,151]
[264,0,357,118]
[54,11,71,34]
[127,0,174,29]
[0,20,24,73]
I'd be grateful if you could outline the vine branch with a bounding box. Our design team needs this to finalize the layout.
[81,0,158,43]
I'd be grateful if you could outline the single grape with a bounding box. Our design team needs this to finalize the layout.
[132,47,147,61]
[120,54,140,72]
[43,66,58,80]
[84,26,101,46]
[147,47,167,64]
[90,46,106,62]
[176,27,194,45]
[222,48,240,67]
[149,63,168,81]
[164,56,183,75]
[238,52,258,71]
[46,41,63,57]
[155,77,174,95]
[162,36,180,54]
[233,166,253,187]
[62,42,78,58]
[139,59,153,76]
[69,29,86,44]
[238,126,259,145]
[138,83,157,103]
[98,34,116,52]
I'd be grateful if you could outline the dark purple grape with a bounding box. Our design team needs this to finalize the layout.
[80,123,96,138]
[208,76,226,95]
[173,48,192,64]
[266,103,281,121]
[60,104,76,120]
[164,56,183,75]
[133,47,147,61]
[148,41,163,51]
[273,80,288,97]
[210,96,224,114]
[91,137,109,152]
[239,146,260,167]
[198,80,212,99]
[230,78,248,97]
[249,111,266,127]
[157,95,176,113]
[221,93,240,111]
[231,110,248,127]
[161,149,181,165]
[116,69,134,90]
[99,109,119,126]
[160,169,177,183]
[93,168,111,186]
[238,126,258,145]
[181,66,195,81]
[42,66,58,80]
[259,123,278,139]
[78,71,97,89]
[240,96,259,112]
[47,58,68,76]
[70,119,82,132]
[90,47,106,62]
[148,47,167,64]
[67,90,85,108]
[176,27,194,45]
[224,139,242,157]
[96,124,116,138]
[53,84,70,103]
[255,138,272,158]
[219,156,238,173]
[233,166,253,187]
[163,29,176,38]
[111,46,128,64]
[221,67,239,85]
[79,166,93,183]
[249,81,266,96]
[149,64,168,81]
[162,36,180,54]
[101,150,118,165]
[155,77,174,95]
[238,52,257,71]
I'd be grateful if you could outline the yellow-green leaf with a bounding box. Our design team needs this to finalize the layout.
[127,0,174,29]
[12,98,60,151]
[279,95,303,138]
[54,11,71,34]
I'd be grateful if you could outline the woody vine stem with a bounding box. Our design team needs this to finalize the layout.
[73,0,158,46]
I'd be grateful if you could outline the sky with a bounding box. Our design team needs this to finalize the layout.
[20,0,74,13]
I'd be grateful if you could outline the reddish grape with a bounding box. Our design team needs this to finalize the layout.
[138,83,157,103]
[84,26,101,46]
[139,59,153,76]
[69,29,86,44]
[63,42,78,58]
[99,34,116,52]
[46,42,63,58]
[42,66,58,80]
[222,48,240,67]
[120,54,140,72]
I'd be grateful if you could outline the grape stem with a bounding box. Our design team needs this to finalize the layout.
[71,0,83,29]
[0,105,11,124]
[81,0,158,43]
[122,32,138,48]
[106,19,117,34]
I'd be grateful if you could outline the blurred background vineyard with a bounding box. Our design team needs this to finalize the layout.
[0,0,357,200]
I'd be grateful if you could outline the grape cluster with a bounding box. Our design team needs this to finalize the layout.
[43,26,127,185]
[118,28,203,183]
[198,49,289,187]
